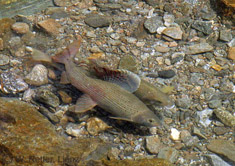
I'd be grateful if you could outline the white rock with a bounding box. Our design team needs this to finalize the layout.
[170,128,180,141]
[197,108,213,127]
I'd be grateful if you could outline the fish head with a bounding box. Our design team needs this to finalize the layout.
[133,112,163,127]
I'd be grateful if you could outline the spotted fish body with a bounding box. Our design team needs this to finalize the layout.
[52,38,162,127]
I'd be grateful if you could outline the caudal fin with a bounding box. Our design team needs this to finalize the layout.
[52,35,82,64]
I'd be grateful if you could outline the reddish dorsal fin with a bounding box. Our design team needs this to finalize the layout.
[73,94,97,113]
[92,62,141,93]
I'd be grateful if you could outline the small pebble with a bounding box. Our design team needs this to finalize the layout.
[197,108,213,127]
[162,27,183,40]
[144,16,163,33]
[158,69,175,78]
[186,43,213,55]
[66,122,87,137]
[35,88,60,108]
[170,128,180,141]
[155,46,170,53]
[11,22,29,34]
[86,117,110,136]
[158,147,179,163]
[145,135,163,154]
[25,64,48,86]
[214,107,235,127]
[0,54,10,66]
[38,18,62,35]
[227,47,235,60]
[58,90,72,104]
[84,14,110,28]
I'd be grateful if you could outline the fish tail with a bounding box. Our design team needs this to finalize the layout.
[52,35,82,64]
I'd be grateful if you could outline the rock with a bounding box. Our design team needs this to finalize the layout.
[175,95,191,109]
[192,20,213,35]
[25,64,48,86]
[155,46,170,53]
[86,117,111,136]
[208,99,222,109]
[84,14,111,28]
[0,97,108,165]
[185,43,213,55]
[180,130,191,140]
[38,106,59,123]
[54,0,93,8]
[58,90,72,104]
[158,69,175,78]
[0,54,10,66]
[66,122,88,137]
[11,22,29,34]
[163,14,175,27]
[0,38,3,50]
[205,154,231,166]
[101,158,173,166]
[170,128,180,141]
[145,0,160,6]
[158,147,179,163]
[22,88,35,102]
[162,27,183,40]
[45,7,68,19]
[86,31,96,38]
[182,136,199,148]
[0,71,28,94]
[96,3,121,10]
[192,127,207,139]
[219,29,233,42]
[213,107,235,127]
[0,18,15,34]
[227,47,235,60]
[197,108,213,127]
[228,38,235,47]
[213,127,230,135]
[37,18,63,35]
[118,55,139,73]
[207,139,235,162]
[145,135,164,154]
[144,16,163,33]
[35,88,60,108]
[125,37,137,44]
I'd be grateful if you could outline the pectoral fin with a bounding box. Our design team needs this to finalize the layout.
[92,63,140,92]
[109,116,134,122]
[74,94,97,113]
[60,71,70,84]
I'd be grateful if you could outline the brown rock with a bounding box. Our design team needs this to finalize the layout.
[58,90,72,104]
[86,117,111,136]
[155,45,170,53]
[38,18,62,35]
[145,136,164,154]
[228,47,235,60]
[162,27,183,40]
[0,18,15,35]
[0,97,108,165]
[207,139,235,162]
[0,38,3,50]
[11,22,29,34]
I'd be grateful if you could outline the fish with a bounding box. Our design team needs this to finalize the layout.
[90,60,174,107]
[51,36,163,127]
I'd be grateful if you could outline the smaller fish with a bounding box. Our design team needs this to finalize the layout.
[90,60,173,107]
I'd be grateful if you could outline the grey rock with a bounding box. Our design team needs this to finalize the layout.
[163,14,175,26]
[0,54,10,66]
[182,136,199,147]
[175,96,191,109]
[38,106,59,123]
[118,55,139,73]
[219,29,233,42]
[213,127,230,135]
[202,12,216,20]
[145,0,160,6]
[84,14,111,28]
[192,20,213,35]
[144,16,163,33]
[96,3,121,10]
[213,107,235,127]
[185,43,213,55]
[204,87,216,101]
[197,108,213,127]
[0,71,28,93]
[25,64,48,86]
[162,27,183,40]
[205,154,231,166]
[145,136,163,154]
[157,147,179,163]
[171,56,184,64]
[208,99,222,109]
[192,127,207,139]
[35,88,60,108]
[207,139,235,162]
[158,69,176,79]
[227,38,235,47]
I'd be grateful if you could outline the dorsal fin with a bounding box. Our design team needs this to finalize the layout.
[94,66,141,93]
